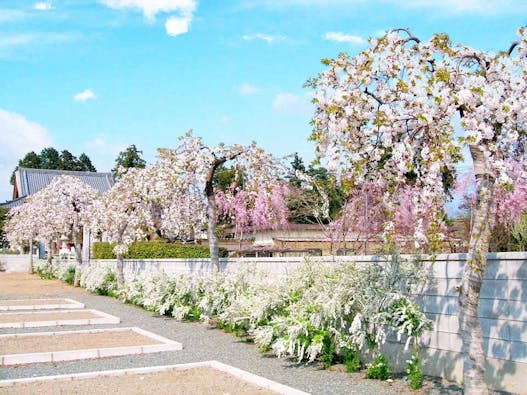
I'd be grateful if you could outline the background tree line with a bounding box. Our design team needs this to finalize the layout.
[10,148,96,184]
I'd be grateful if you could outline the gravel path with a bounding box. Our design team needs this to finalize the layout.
[0,274,462,394]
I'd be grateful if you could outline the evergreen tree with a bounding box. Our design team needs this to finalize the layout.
[10,148,97,185]
[59,150,81,171]
[112,144,146,178]
[78,153,96,172]
[286,153,345,224]
[287,153,306,188]
[10,151,41,184]
[39,147,61,169]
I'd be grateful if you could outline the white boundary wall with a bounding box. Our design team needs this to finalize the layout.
[21,252,527,393]
[0,254,32,273]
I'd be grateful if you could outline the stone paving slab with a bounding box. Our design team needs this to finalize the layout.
[0,327,182,366]
[0,309,120,328]
[0,273,462,394]
[0,360,310,395]
[0,298,84,311]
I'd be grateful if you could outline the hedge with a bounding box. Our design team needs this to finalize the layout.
[92,241,228,259]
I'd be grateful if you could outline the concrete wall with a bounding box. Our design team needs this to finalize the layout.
[409,252,527,394]
[63,252,527,392]
[0,254,32,273]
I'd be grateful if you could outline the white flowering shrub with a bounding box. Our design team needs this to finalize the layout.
[56,263,76,284]
[202,269,291,337]
[49,254,431,369]
[79,262,117,296]
[124,272,166,310]
[32,259,75,283]
[118,272,203,320]
[33,259,52,277]
[117,256,430,367]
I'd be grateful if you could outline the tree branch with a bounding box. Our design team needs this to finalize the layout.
[508,42,519,56]
[364,88,384,105]
[390,28,421,44]
[204,151,244,197]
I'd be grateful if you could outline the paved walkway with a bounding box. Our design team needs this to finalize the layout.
[0,273,460,394]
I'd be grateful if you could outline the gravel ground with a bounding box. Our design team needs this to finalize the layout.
[0,274,463,395]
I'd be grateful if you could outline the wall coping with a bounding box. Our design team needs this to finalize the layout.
[87,251,527,264]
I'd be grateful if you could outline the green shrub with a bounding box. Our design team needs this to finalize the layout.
[63,266,76,285]
[343,347,362,373]
[92,242,115,259]
[321,331,336,367]
[40,272,54,280]
[0,249,19,255]
[407,354,424,390]
[92,241,228,259]
[366,354,391,380]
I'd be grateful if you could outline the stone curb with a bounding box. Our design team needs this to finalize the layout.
[0,327,182,366]
[0,360,310,395]
[0,309,120,328]
[0,298,85,311]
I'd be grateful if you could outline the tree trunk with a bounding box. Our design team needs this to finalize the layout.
[28,238,34,274]
[364,191,369,255]
[47,240,53,271]
[459,145,493,395]
[204,157,229,272]
[116,254,125,287]
[206,192,220,271]
[73,228,83,287]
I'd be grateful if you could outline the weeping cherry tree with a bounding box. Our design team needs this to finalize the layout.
[158,131,289,269]
[308,27,527,394]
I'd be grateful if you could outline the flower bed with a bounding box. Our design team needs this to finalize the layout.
[33,256,432,388]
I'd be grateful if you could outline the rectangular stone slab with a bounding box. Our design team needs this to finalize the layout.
[0,298,84,310]
[0,361,310,395]
[0,309,120,328]
[0,327,182,365]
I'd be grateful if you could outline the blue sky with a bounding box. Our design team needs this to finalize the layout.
[0,0,526,202]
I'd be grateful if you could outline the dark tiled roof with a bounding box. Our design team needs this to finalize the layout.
[15,168,114,197]
[0,197,25,209]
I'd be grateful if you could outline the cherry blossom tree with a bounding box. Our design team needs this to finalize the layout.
[215,183,289,250]
[158,131,289,269]
[4,198,40,272]
[308,27,527,394]
[457,163,527,251]
[87,167,157,286]
[88,160,209,285]
[5,176,98,279]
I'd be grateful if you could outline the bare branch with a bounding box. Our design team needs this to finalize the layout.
[508,41,519,56]
[390,28,421,44]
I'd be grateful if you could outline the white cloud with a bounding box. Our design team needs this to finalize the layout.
[0,9,27,24]
[100,0,197,36]
[86,137,106,148]
[0,33,79,58]
[242,33,285,44]
[272,93,313,116]
[34,1,53,11]
[324,32,365,44]
[165,14,192,36]
[0,108,53,202]
[99,0,196,20]
[84,136,134,173]
[0,34,36,49]
[398,0,527,14]
[237,83,261,96]
[74,89,97,102]
[244,0,359,9]
[247,0,527,14]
